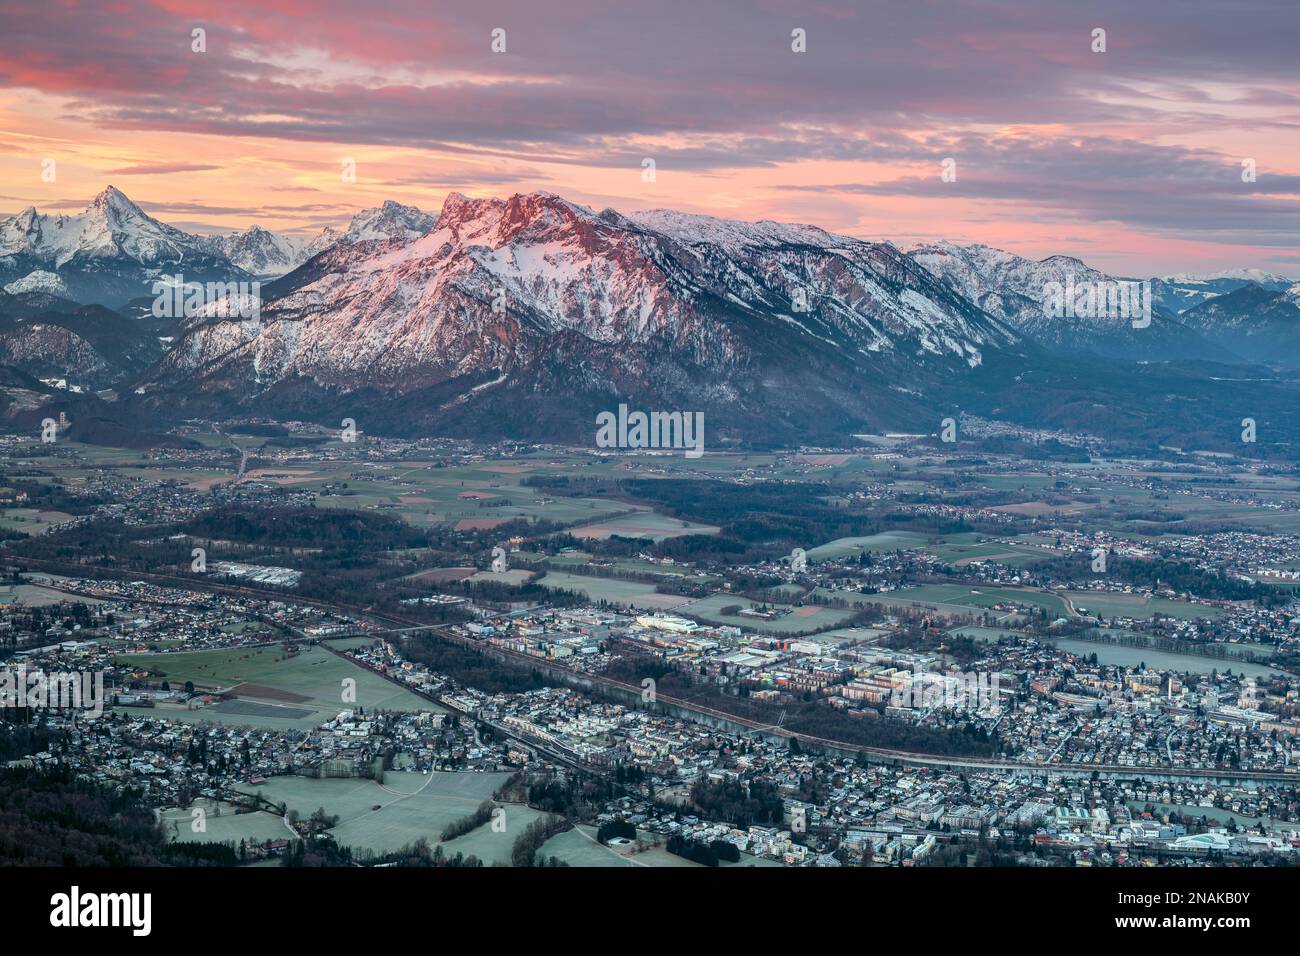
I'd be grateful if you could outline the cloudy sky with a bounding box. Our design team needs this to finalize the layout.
[1,0,1297,275]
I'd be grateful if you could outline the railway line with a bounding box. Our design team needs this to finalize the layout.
[11,557,1299,785]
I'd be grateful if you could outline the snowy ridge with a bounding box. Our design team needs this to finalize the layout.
[0,187,439,296]
[205,226,308,279]
[3,269,74,298]
[204,201,435,278]
[1161,268,1295,285]
[0,186,212,270]
[151,190,1021,401]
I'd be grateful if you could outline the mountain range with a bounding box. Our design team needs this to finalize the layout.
[0,187,438,306]
[1,186,1298,451]
[141,190,1027,442]
[204,200,436,278]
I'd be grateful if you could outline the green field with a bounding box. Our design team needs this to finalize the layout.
[116,645,438,729]
[538,825,782,867]
[931,537,1058,568]
[565,509,719,542]
[545,552,710,580]
[807,531,1056,568]
[303,457,634,530]
[0,582,110,607]
[1061,591,1227,621]
[677,593,857,635]
[440,805,550,864]
[805,531,932,561]
[159,798,289,847]
[1052,634,1287,679]
[539,570,693,610]
[236,772,514,855]
[0,507,76,535]
[817,584,1067,619]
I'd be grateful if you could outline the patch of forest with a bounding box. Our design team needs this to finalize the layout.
[0,762,237,866]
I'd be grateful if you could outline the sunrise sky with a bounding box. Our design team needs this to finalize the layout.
[1,0,1297,276]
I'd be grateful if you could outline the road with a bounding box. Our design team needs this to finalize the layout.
[12,557,1299,785]
[212,424,250,481]
[316,641,590,774]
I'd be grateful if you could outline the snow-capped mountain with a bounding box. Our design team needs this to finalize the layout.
[204,200,436,278]
[204,226,308,280]
[1165,268,1295,284]
[626,210,1017,362]
[140,191,1020,442]
[907,240,1217,360]
[0,187,439,300]
[288,198,434,265]
[9,185,1299,445]
[0,186,250,307]
[1178,282,1300,366]
[1148,270,1295,315]
[0,186,199,268]
[301,227,343,262]
[340,199,436,243]
[3,269,74,298]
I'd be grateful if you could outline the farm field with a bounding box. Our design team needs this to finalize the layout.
[538,825,636,866]
[235,772,512,855]
[115,644,437,730]
[0,507,75,535]
[545,552,709,580]
[934,538,1059,567]
[468,569,535,586]
[805,531,932,561]
[984,500,1091,517]
[159,799,288,847]
[775,454,904,482]
[1232,511,1300,533]
[810,530,1057,567]
[539,569,692,610]
[594,451,780,479]
[1052,639,1285,679]
[439,805,549,864]
[816,584,1067,618]
[0,582,111,607]
[299,457,628,529]
[539,825,782,867]
[565,509,718,542]
[949,625,1024,642]
[17,442,232,489]
[542,550,596,569]
[1061,591,1228,621]
[677,593,857,635]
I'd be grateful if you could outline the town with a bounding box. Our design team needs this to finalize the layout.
[4,419,1300,867]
